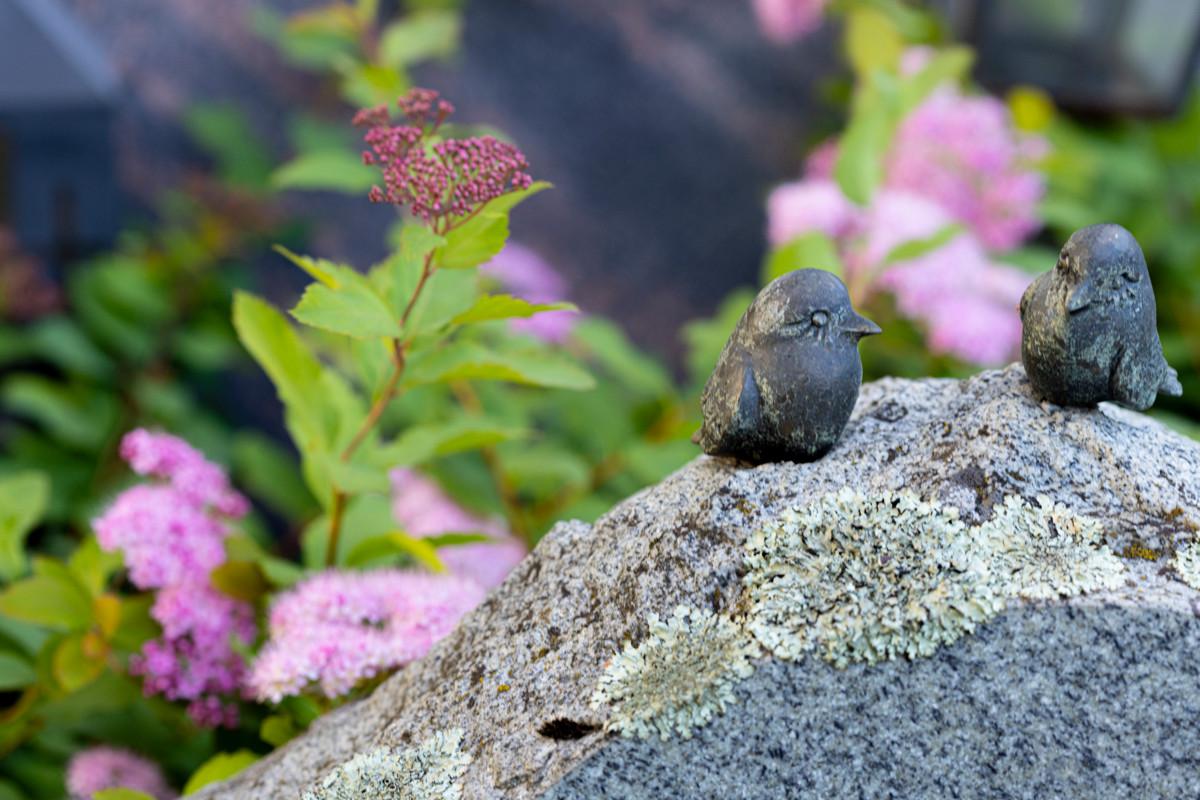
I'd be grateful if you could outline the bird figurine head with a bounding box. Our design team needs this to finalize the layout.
[696,269,880,464]
[1055,223,1148,315]
[1020,222,1181,410]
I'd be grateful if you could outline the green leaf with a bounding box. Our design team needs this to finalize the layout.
[324,457,391,494]
[373,418,527,468]
[898,46,974,114]
[110,595,157,652]
[571,318,674,398]
[344,531,446,571]
[273,245,344,287]
[184,105,272,190]
[291,280,401,339]
[834,73,897,205]
[0,561,92,630]
[379,10,460,67]
[404,342,594,390]
[881,223,963,265]
[401,268,477,337]
[51,632,105,691]
[26,317,114,380]
[762,232,845,283]
[0,471,50,581]
[232,433,319,521]
[272,149,378,193]
[1,376,118,451]
[232,292,328,455]
[260,714,298,747]
[95,790,156,800]
[0,652,35,690]
[210,561,269,603]
[845,7,903,78]
[437,182,551,269]
[450,295,577,326]
[182,751,260,796]
[374,224,446,319]
[66,536,122,596]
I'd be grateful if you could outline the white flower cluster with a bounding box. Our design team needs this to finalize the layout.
[589,605,759,741]
[744,488,1004,668]
[1172,543,1200,591]
[969,495,1126,601]
[302,729,471,800]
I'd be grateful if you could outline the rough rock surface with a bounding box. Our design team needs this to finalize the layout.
[199,366,1200,799]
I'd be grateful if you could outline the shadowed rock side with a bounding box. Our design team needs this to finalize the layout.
[196,365,1200,800]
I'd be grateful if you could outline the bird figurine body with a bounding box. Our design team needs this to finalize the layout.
[1020,223,1182,410]
[695,269,881,464]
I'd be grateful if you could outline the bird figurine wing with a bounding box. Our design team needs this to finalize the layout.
[695,350,761,452]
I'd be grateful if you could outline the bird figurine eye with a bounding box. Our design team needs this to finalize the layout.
[810,310,830,328]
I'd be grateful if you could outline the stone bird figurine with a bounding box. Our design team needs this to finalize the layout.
[695,269,881,463]
[1020,223,1182,410]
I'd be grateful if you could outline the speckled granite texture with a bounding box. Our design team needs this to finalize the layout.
[197,365,1200,799]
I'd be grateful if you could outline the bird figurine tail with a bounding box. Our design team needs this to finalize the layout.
[1161,366,1183,397]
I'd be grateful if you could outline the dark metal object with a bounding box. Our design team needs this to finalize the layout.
[949,0,1200,117]
[695,269,881,464]
[1020,223,1182,410]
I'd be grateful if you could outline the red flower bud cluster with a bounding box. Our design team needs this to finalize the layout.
[357,89,533,228]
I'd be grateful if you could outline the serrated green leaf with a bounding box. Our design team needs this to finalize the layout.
[344,531,446,571]
[450,295,577,326]
[401,268,477,337]
[379,10,460,67]
[763,232,845,283]
[0,652,35,690]
[881,223,964,265]
[272,149,378,193]
[404,342,594,390]
[437,182,551,269]
[0,471,49,581]
[291,280,400,339]
[0,561,92,630]
[183,751,260,795]
[373,418,527,468]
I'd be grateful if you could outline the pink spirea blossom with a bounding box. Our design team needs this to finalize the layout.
[94,429,254,727]
[120,429,249,517]
[751,0,829,43]
[358,88,533,225]
[480,243,577,343]
[93,485,227,590]
[766,179,858,247]
[247,570,486,702]
[131,582,256,728]
[389,468,527,589]
[66,746,174,800]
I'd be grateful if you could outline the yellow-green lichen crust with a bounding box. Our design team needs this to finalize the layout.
[744,488,1005,668]
[301,729,471,800]
[589,605,758,741]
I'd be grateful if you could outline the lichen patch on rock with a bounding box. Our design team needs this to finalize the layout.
[969,494,1126,600]
[1172,543,1200,591]
[743,488,1004,668]
[589,605,758,741]
[301,729,471,800]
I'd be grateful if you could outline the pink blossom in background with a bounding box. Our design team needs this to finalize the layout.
[66,746,174,800]
[766,179,860,247]
[480,243,578,343]
[888,87,1045,250]
[247,570,485,702]
[120,429,249,517]
[94,429,254,727]
[751,0,829,43]
[389,468,527,589]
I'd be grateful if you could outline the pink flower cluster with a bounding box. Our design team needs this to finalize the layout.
[766,61,1045,365]
[751,0,829,43]
[247,570,485,702]
[358,88,533,226]
[481,243,578,343]
[66,746,174,800]
[93,430,255,727]
[390,468,528,590]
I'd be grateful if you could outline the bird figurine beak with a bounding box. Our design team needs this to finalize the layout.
[1067,283,1095,314]
[845,312,882,340]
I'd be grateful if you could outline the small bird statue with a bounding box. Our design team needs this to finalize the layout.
[1020,223,1182,410]
[695,269,881,464]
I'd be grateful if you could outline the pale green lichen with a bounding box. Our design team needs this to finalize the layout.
[968,495,1126,600]
[589,605,758,741]
[743,488,1004,668]
[1172,543,1200,590]
[302,729,470,800]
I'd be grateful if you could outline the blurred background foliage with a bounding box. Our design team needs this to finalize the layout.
[0,0,1197,796]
